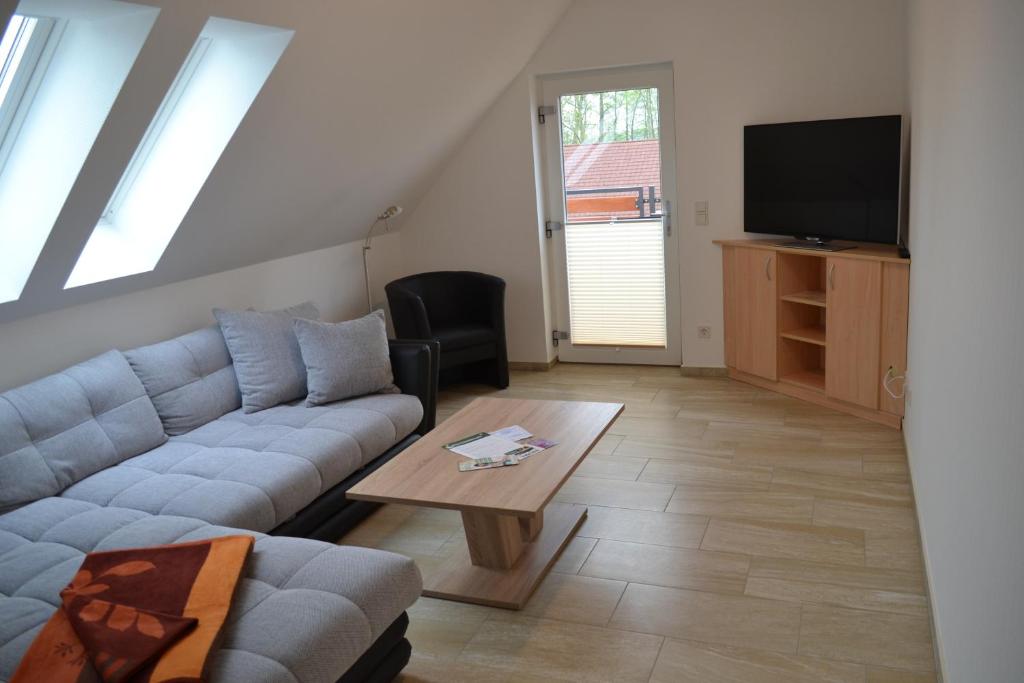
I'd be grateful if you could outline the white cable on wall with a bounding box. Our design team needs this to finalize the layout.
[883,366,906,399]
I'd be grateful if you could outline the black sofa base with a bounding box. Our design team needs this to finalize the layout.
[337,612,412,683]
[270,433,420,540]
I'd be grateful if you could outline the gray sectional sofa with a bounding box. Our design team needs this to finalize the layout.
[0,323,439,683]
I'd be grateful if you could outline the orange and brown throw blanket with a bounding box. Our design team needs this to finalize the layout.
[12,535,254,683]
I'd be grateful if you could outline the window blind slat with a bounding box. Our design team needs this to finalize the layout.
[564,220,667,347]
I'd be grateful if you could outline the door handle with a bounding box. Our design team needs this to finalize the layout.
[764,256,772,280]
[828,263,836,290]
[664,200,672,237]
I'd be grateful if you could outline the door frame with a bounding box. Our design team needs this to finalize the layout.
[540,64,681,366]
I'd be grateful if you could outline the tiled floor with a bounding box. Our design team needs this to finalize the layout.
[338,364,936,682]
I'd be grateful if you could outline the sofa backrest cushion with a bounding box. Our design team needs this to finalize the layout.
[213,301,320,413]
[0,350,167,513]
[124,326,242,436]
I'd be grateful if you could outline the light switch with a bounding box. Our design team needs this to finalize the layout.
[695,201,709,226]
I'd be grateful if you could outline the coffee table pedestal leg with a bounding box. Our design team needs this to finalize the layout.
[461,510,524,569]
[422,503,587,609]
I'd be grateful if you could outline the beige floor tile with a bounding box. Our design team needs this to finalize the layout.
[611,436,735,463]
[702,421,822,446]
[667,487,814,523]
[674,400,788,425]
[748,557,926,595]
[820,428,906,449]
[865,530,924,572]
[771,468,913,506]
[621,401,683,419]
[340,504,460,555]
[574,454,647,481]
[814,498,919,532]
[702,518,865,565]
[609,583,802,653]
[866,666,938,682]
[577,505,708,548]
[458,614,663,683]
[551,535,598,574]
[861,450,910,482]
[607,415,708,439]
[580,539,749,594]
[733,443,863,476]
[520,572,627,626]
[589,433,624,455]
[745,576,930,617]
[553,476,675,511]
[406,598,496,661]
[650,638,866,683]
[799,605,936,671]
[639,458,773,490]
[398,654,573,683]
[652,385,760,404]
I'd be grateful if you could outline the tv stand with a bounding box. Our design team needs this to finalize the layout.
[714,239,910,428]
[779,239,855,252]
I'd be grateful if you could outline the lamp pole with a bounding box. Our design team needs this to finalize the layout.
[362,205,402,314]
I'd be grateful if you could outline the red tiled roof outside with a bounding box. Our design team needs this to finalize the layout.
[562,139,662,222]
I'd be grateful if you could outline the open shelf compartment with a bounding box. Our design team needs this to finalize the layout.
[777,252,829,394]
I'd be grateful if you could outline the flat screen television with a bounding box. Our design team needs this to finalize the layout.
[744,115,902,246]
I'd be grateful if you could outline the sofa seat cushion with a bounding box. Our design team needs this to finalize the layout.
[0,351,167,514]
[0,497,422,683]
[58,394,423,531]
[432,323,497,351]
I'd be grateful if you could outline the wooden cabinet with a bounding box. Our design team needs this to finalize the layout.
[825,258,882,409]
[717,239,910,429]
[724,246,777,381]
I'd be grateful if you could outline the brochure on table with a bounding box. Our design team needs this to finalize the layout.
[444,425,557,466]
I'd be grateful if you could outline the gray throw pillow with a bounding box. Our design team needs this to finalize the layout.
[293,310,398,406]
[213,301,319,413]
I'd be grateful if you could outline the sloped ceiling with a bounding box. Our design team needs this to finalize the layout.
[0,0,570,322]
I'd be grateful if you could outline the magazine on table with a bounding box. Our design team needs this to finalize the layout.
[445,425,557,468]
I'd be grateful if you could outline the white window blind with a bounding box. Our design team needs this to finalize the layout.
[564,219,667,347]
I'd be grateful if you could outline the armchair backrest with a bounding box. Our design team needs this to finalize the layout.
[387,271,505,338]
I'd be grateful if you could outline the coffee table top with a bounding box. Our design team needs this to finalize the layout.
[347,397,623,517]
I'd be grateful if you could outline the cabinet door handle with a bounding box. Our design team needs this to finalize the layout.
[764,256,772,280]
[828,263,835,290]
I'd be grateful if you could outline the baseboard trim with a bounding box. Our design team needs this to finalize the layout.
[680,366,728,377]
[509,358,558,372]
[902,427,946,682]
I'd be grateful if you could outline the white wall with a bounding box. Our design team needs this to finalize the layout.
[904,1,1024,680]
[399,0,907,365]
[0,232,402,390]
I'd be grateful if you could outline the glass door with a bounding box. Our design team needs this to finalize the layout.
[542,65,680,365]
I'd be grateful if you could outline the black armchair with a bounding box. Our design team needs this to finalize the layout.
[386,271,509,389]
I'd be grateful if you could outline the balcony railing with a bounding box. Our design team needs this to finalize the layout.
[565,185,661,222]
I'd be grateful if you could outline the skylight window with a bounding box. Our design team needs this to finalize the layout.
[66,17,294,289]
[0,1,158,305]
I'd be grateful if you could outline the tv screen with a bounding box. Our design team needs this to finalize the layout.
[744,115,902,244]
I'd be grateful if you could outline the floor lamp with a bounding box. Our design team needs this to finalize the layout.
[363,205,402,314]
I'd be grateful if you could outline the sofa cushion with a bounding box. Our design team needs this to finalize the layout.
[0,497,422,683]
[433,323,497,351]
[124,325,242,436]
[0,351,166,514]
[58,394,423,531]
[214,302,319,414]
[294,311,398,406]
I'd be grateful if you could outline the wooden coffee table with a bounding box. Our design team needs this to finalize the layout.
[347,397,623,609]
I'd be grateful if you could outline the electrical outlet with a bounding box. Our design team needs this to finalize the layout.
[697,326,712,339]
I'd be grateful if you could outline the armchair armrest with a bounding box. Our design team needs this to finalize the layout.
[386,283,433,339]
[388,339,439,434]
